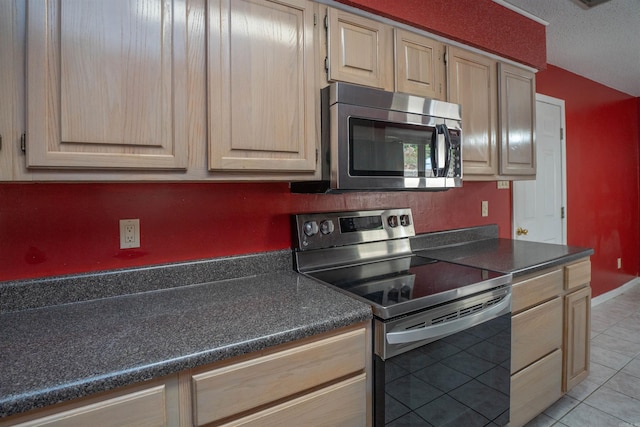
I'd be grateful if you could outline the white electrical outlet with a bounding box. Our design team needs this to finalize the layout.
[119,219,140,249]
[617,258,622,269]
[481,201,489,217]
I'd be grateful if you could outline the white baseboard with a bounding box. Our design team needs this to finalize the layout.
[591,277,640,307]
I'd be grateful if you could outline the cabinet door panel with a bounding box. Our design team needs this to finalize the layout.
[499,63,536,176]
[447,47,497,177]
[564,286,591,391]
[26,0,188,169]
[395,29,445,100]
[327,8,393,90]
[209,0,317,172]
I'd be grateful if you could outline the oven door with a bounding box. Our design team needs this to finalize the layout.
[374,288,511,426]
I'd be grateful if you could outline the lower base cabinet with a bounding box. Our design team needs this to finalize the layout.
[0,323,370,427]
[510,258,591,427]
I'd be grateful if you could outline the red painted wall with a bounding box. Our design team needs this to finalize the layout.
[338,0,546,69]
[0,182,510,281]
[536,65,640,297]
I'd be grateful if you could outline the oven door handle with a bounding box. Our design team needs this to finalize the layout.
[386,293,511,345]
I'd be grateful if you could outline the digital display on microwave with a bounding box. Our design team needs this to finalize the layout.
[339,215,383,233]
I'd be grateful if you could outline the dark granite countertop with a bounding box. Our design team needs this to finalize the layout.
[411,226,594,276]
[0,253,372,419]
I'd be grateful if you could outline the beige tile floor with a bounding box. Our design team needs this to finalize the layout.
[525,284,640,427]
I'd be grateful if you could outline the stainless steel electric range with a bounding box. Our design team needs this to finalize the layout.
[293,208,513,426]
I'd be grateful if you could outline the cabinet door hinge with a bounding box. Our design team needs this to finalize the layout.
[313,12,317,26]
[0,134,2,151]
[316,148,319,164]
[561,206,565,219]
[20,133,26,153]
[560,127,564,140]
[324,56,329,73]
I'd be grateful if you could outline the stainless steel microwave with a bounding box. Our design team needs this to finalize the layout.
[291,82,463,193]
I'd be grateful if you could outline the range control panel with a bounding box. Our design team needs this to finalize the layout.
[294,208,415,251]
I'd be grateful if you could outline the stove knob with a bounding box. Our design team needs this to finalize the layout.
[400,214,411,226]
[319,220,335,235]
[387,215,399,228]
[303,221,319,237]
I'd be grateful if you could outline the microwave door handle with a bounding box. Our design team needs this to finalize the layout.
[432,125,449,177]
[442,124,451,174]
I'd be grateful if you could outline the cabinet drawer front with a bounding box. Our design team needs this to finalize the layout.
[192,328,366,426]
[565,259,591,291]
[219,374,367,427]
[510,349,563,427]
[512,268,563,313]
[512,297,562,374]
[11,385,167,427]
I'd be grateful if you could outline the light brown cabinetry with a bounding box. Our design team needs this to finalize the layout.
[325,8,446,100]
[0,376,181,427]
[447,47,536,180]
[394,29,446,99]
[25,0,189,170]
[191,325,368,426]
[207,0,318,173]
[447,46,498,177]
[510,258,591,427]
[0,324,369,427]
[0,1,23,180]
[510,267,564,427]
[498,63,536,176]
[326,8,394,91]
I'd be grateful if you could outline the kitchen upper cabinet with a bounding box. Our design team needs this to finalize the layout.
[395,29,446,100]
[0,1,23,180]
[207,0,318,173]
[25,0,188,170]
[499,63,536,176]
[447,46,498,177]
[324,9,446,100]
[325,8,394,91]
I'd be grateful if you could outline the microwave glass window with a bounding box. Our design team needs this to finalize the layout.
[349,118,435,177]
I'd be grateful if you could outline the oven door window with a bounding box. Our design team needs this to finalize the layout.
[349,118,436,178]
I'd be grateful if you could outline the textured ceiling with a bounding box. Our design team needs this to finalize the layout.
[502,0,640,96]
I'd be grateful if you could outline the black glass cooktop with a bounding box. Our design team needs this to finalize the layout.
[307,255,508,319]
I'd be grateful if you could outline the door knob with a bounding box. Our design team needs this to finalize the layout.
[516,227,529,236]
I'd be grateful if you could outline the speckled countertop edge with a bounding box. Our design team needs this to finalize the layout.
[0,252,372,419]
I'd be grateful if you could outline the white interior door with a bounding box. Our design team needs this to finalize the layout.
[513,94,566,244]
